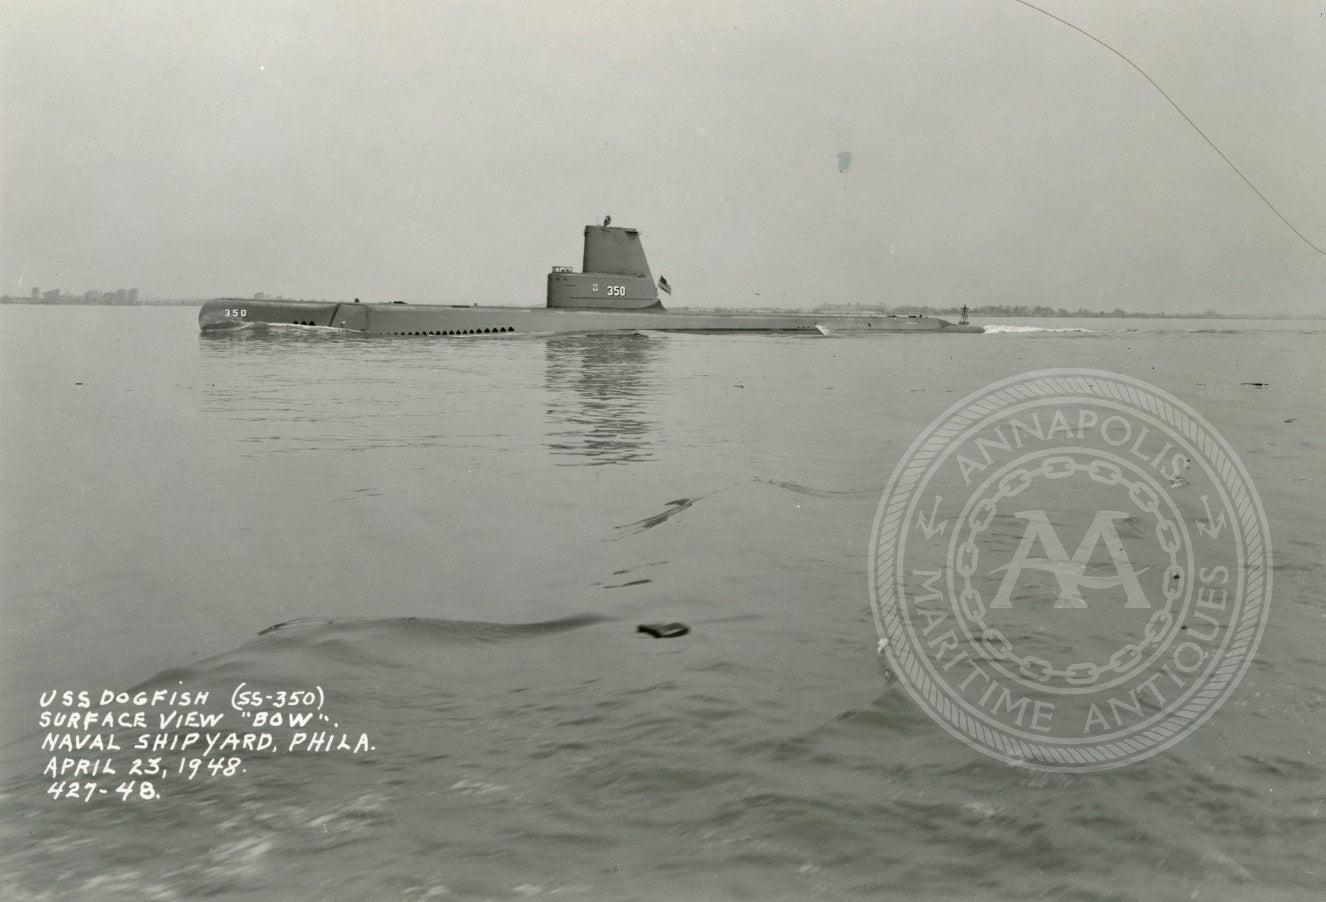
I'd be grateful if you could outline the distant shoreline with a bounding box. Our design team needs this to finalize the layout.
[0,298,198,307]
[807,304,1326,321]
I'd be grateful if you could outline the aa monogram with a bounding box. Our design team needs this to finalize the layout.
[870,370,1271,771]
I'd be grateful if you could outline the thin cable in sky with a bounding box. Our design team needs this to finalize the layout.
[1013,0,1326,257]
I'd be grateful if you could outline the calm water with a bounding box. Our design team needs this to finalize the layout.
[1,306,1322,901]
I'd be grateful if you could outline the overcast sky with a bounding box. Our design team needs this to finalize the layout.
[2,1,1324,313]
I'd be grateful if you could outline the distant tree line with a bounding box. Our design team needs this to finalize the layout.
[1,286,140,304]
[812,303,1314,319]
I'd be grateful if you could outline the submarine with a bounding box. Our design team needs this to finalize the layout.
[198,222,982,335]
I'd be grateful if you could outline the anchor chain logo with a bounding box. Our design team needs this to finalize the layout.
[869,370,1271,771]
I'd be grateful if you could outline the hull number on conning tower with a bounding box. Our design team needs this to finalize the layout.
[222,308,247,318]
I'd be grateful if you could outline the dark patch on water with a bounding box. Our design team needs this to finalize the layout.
[637,622,690,638]
[257,612,615,643]
[612,495,703,538]
[755,477,884,498]
[603,578,651,588]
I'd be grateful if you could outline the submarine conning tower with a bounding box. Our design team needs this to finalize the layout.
[546,224,664,310]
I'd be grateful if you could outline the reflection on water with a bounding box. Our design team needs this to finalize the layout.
[197,327,539,457]
[543,333,659,466]
[197,327,661,463]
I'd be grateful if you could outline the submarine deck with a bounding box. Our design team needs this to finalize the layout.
[199,298,983,335]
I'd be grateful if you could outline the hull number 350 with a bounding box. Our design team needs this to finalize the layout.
[223,308,247,318]
[592,285,626,297]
